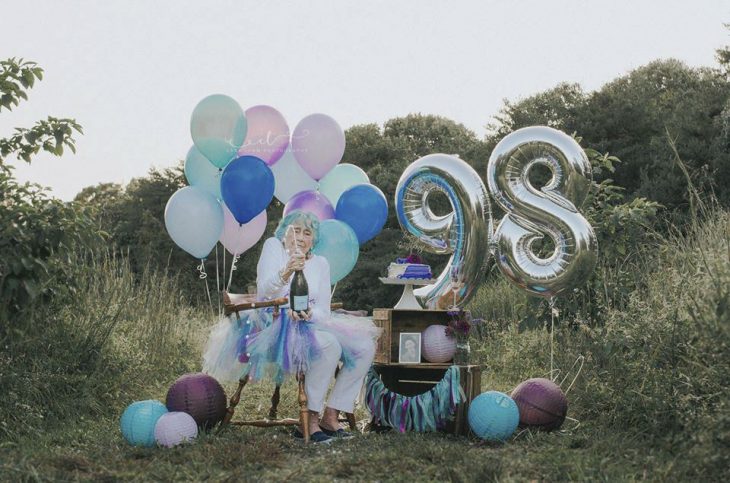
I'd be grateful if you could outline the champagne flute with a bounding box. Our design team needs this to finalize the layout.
[450,261,462,309]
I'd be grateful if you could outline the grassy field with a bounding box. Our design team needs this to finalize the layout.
[1,211,728,482]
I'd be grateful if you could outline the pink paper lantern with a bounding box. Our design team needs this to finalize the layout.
[154,411,198,447]
[421,324,456,363]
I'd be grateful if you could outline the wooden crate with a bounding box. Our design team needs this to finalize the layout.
[371,363,482,435]
[372,308,452,364]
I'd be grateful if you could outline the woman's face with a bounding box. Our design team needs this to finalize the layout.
[285,221,314,255]
[405,339,416,353]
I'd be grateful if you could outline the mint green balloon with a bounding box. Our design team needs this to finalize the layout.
[184,145,222,200]
[319,164,369,207]
[313,220,359,284]
[190,94,247,169]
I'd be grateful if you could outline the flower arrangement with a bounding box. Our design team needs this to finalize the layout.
[445,309,482,365]
[445,309,476,338]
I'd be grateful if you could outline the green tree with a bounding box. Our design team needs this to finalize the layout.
[487,59,730,212]
[0,58,97,329]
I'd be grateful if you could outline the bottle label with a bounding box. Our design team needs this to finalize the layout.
[292,295,308,311]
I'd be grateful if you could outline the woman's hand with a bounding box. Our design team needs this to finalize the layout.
[281,252,306,281]
[289,308,313,322]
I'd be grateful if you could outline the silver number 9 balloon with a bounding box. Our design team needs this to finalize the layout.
[395,154,491,308]
[486,126,598,298]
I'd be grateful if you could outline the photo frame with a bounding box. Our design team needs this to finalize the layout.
[398,332,422,363]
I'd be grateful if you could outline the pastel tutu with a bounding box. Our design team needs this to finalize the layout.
[203,307,380,385]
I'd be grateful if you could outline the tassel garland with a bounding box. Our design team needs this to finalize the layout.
[364,366,462,433]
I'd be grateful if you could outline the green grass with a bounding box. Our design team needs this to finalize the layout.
[1,211,728,481]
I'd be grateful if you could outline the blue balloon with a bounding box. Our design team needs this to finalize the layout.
[165,186,223,259]
[220,156,275,224]
[335,184,388,244]
[120,400,168,447]
[184,145,222,200]
[468,391,519,441]
[313,220,359,284]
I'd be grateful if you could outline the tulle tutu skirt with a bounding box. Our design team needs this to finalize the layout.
[203,308,380,385]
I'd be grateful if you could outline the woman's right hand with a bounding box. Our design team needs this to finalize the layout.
[282,252,306,279]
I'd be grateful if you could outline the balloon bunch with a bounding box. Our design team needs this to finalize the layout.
[165,95,388,286]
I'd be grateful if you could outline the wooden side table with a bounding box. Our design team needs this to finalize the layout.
[369,308,481,436]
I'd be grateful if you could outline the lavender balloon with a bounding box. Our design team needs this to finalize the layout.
[220,205,267,256]
[237,105,290,166]
[291,113,345,181]
[271,148,318,204]
[283,190,335,221]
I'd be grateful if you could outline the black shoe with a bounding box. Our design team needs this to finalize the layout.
[292,428,333,444]
[320,427,355,439]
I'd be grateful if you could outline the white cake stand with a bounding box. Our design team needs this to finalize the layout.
[379,277,436,310]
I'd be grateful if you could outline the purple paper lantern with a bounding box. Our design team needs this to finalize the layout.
[421,324,456,363]
[511,377,568,431]
[166,373,228,431]
[283,190,335,221]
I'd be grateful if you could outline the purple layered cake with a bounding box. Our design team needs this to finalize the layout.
[388,255,432,280]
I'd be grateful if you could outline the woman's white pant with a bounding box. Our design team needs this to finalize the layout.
[305,329,374,413]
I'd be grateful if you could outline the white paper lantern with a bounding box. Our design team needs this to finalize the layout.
[154,411,198,448]
[421,324,456,363]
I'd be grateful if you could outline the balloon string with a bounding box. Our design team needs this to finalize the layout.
[227,253,240,292]
[222,246,226,294]
[215,244,221,317]
[197,260,207,279]
[560,355,585,395]
[331,282,338,300]
[549,297,557,381]
[198,260,214,316]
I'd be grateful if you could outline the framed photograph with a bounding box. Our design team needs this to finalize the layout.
[398,332,421,364]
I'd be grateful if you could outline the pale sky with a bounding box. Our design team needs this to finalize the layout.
[2,0,727,200]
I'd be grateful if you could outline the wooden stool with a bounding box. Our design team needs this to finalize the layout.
[218,292,356,443]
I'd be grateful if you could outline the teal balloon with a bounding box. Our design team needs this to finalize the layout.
[165,186,224,259]
[313,220,359,284]
[184,145,222,199]
[318,163,369,207]
[190,94,247,169]
[120,400,168,447]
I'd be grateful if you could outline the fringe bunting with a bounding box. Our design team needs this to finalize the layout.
[364,366,462,433]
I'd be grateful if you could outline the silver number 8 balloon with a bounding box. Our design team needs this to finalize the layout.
[486,126,598,298]
[395,154,492,308]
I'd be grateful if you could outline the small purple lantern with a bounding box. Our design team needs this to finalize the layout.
[421,324,456,363]
[511,377,568,431]
[166,373,228,431]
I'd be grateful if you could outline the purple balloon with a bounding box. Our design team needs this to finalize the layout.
[237,105,290,166]
[291,113,345,181]
[283,190,335,221]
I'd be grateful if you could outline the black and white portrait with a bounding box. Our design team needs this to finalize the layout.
[398,332,421,363]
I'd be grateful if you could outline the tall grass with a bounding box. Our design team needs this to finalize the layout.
[467,208,730,479]
[0,251,209,441]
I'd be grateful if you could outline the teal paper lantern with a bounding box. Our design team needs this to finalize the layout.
[468,391,519,441]
[120,400,168,447]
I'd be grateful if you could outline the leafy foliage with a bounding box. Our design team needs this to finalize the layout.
[0,58,97,330]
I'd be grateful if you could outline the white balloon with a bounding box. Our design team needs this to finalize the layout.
[271,147,318,204]
[164,186,223,259]
[319,163,369,207]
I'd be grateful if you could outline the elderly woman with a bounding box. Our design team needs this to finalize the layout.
[204,211,379,443]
